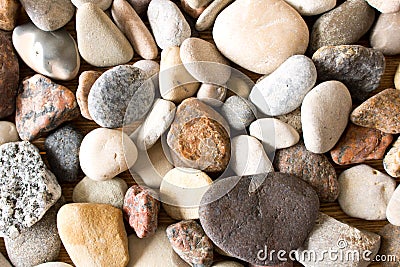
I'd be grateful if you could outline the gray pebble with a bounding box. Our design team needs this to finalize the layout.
[221,95,256,131]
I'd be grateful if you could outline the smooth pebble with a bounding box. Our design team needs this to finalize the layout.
[195,0,233,31]
[71,0,112,10]
[283,0,336,15]
[0,121,19,145]
[387,185,400,226]
[370,12,400,56]
[76,70,101,120]
[221,96,256,130]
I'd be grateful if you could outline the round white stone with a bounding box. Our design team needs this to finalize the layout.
[387,185,400,226]
[283,0,336,15]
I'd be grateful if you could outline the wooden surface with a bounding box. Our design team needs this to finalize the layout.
[2,2,400,266]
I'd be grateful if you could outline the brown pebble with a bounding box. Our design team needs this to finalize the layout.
[0,0,19,31]
[76,70,101,120]
[378,223,400,267]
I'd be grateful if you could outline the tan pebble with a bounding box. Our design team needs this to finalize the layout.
[196,0,233,31]
[133,60,160,78]
[225,74,252,98]
[366,0,400,13]
[387,185,400,226]
[395,64,400,90]
[127,0,151,15]
[71,0,112,10]
[197,83,227,107]
[186,0,213,9]
[0,121,19,145]
[370,12,400,56]
[275,107,302,134]
[180,0,207,18]
[0,0,19,31]
[76,71,101,120]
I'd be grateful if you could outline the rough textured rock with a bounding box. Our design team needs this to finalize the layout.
[274,142,339,202]
[5,198,64,267]
[249,55,316,116]
[127,0,151,15]
[221,96,256,130]
[199,173,319,266]
[0,121,19,145]
[384,137,400,178]
[166,220,213,267]
[378,223,400,267]
[132,60,160,78]
[338,164,396,220]
[0,141,62,238]
[71,0,112,10]
[213,0,309,75]
[366,0,400,13]
[371,12,400,56]
[387,185,400,226]
[57,203,129,267]
[88,65,154,128]
[15,74,79,141]
[301,81,352,153]
[167,98,230,172]
[297,213,381,267]
[351,88,400,134]
[275,107,302,134]
[197,83,227,107]
[0,0,19,30]
[196,0,233,31]
[76,70,101,120]
[309,0,375,54]
[312,45,385,102]
[76,3,133,67]
[0,31,18,119]
[331,123,393,165]
[12,22,80,81]
[283,0,336,15]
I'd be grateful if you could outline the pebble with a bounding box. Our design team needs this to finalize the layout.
[180,37,231,85]
[57,203,129,267]
[134,98,176,150]
[249,55,316,116]
[225,74,251,99]
[0,252,11,267]
[221,96,256,130]
[127,0,151,15]
[366,0,400,13]
[384,137,400,177]
[331,123,393,165]
[301,81,352,153]
[187,0,213,9]
[199,173,319,266]
[160,168,213,220]
[35,263,73,267]
[274,142,339,202]
[196,0,233,31]
[5,198,64,267]
[0,121,19,145]
[370,12,400,56]
[197,83,227,107]
[297,212,381,267]
[127,224,189,266]
[132,60,160,78]
[19,0,74,31]
[76,70,101,120]
[13,22,80,81]
[88,65,154,128]
[167,98,230,173]
[338,164,396,220]
[79,128,138,181]
[160,46,200,103]
[123,185,160,238]
[275,107,302,134]
[73,176,128,209]
[147,0,191,49]
[213,0,309,74]
[71,0,112,10]
[351,88,400,134]
[378,223,400,267]
[309,0,375,54]
[0,0,19,30]
[0,141,62,238]
[213,262,244,267]
[15,74,79,141]
[312,45,385,102]
[283,0,336,16]
[387,185,400,226]
[112,0,158,60]
[45,125,83,183]
[0,31,18,119]
[181,0,207,19]
[396,64,400,89]
[166,220,213,267]
[76,3,133,67]
[250,118,300,150]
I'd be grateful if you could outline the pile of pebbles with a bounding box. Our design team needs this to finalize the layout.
[1,0,400,266]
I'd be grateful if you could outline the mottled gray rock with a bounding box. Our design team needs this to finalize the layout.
[45,125,83,183]
[283,0,336,15]
[71,0,112,10]
[221,96,256,130]
[0,121,19,146]
[309,0,375,54]
[88,65,155,128]
[370,12,400,56]
[312,45,385,102]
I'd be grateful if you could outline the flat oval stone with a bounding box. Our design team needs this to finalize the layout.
[366,0,400,13]
[195,0,233,31]
[19,0,74,31]
[0,121,19,146]
[76,3,133,67]
[88,65,154,128]
[199,173,319,266]
[370,12,400,56]
[76,70,101,120]
[213,0,309,74]
[0,31,18,119]
[283,0,336,15]
[0,0,19,31]
[309,0,375,54]
[273,142,339,202]
[378,223,400,267]
[71,0,112,10]
[249,55,316,116]
[331,123,393,165]
[16,74,79,141]
[351,88,400,134]
[312,45,385,102]
[384,137,400,178]
[387,185,400,226]
[301,81,352,153]
[148,0,191,49]
[13,23,80,81]
[221,96,256,130]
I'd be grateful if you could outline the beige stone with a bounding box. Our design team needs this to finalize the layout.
[0,121,19,145]
[197,83,227,107]
[371,12,400,56]
[225,74,251,98]
[181,0,207,18]
[127,0,151,15]
[71,0,112,10]
[395,63,400,90]
[196,0,233,31]
[133,60,160,78]
[275,107,302,134]
[35,262,73,267]
[366,0,400,13]
[383,136,400,177]
[0,0,19,31]
[387,185,400,226]
[213,261,243,267]
[0,252,11,267]
[283,0,336,16]
[57,203,129,267]
[76,71,101,120]
[186,0,213,9]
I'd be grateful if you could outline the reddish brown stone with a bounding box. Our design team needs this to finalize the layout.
[180,0,207,18]
[76,70,101,120]
[166,220,213,267]
[273,142,339,202]
[123,185,160,238]
[167,97,230,173]
[0,31,18,118]
[351,88,400,134]
[0,0,19,31]
[15,74,79,141]
[330,123,393,165]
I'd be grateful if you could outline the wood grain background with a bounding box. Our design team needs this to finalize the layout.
[1,1,399,266]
